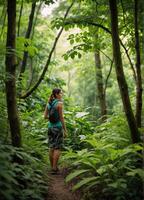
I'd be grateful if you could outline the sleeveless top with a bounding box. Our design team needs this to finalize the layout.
[47,99,62,128]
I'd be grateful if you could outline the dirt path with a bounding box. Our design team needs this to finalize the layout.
[46,169,81,200]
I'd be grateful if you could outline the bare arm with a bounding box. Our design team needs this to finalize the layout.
[44,104,48,119]
[57,102,67,136]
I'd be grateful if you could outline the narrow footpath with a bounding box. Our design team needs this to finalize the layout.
[46,169,81,200]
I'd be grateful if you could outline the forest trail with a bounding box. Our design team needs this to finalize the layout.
[46,169,81,200]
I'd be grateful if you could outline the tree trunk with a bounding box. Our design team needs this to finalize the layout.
[17,0,23,37]
[134,0,142,128]
[67,70,72,98]
[141,2,144,127]
[20,2,36,75]
[94,51,107,120]
[141,0,144,64]
[26,58,34,90]
[5,0,21,147]
[109,0,140,143]
[31,2,42,40]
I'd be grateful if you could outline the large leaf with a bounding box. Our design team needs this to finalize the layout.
[75,112,89,118]
[72,177,99,191]
[126,169,144,180]
[65,169,89,183]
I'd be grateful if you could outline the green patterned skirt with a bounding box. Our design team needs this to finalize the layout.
[48,127,63,149]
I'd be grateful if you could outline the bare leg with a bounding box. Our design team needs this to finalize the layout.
[52,149,61,170]
[49,148,54,168]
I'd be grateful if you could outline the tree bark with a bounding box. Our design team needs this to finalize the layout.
[67,70,72,98]
[109,0,140,143]
[134,0,142,127]
[17,0,23,37]
[94,51,107,120]
[5,0,22,147]
[31,2,42,40]
[20,2,36,75]
[141,0,144,64]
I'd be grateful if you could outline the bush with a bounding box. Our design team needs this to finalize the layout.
[63,114,143,200]
[0,142,48,200]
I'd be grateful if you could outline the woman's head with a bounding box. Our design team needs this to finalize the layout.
[49,88,63,102]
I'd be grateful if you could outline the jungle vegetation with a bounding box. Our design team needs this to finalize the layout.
[0,0,144,199]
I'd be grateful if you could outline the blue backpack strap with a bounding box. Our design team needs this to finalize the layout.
[49,99,59,110]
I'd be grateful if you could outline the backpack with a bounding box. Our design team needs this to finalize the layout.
[48,100,60,123]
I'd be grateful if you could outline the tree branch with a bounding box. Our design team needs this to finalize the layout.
[65,18,137,81]
[20,0,75,99]
[104,58,114,95]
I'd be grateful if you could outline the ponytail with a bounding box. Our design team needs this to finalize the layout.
[48,88,61,104]
[48,94,54,104]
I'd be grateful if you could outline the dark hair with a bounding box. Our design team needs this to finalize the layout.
[48,88,61,103]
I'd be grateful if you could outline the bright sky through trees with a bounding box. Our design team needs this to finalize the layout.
[41,1,60,17]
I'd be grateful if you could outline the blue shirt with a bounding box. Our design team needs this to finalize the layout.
[47,99,62,128]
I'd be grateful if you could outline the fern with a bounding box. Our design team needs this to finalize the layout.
[65,169,89,183]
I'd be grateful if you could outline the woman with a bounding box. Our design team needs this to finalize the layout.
[44,88,67,174]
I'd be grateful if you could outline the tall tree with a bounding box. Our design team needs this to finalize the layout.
[94,50,107,120]
[109,0,140,143]
[92,1,107,120]
[134,0,142,127]
[5,0,21,147]
[141,0,144,63]
[19,2,36,75]
[17,0,23,37]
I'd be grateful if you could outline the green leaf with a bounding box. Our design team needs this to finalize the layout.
[126,169,144,180]
[76,37,80,42]
[27,46,38,57]
[78,53,82,59]
[75,112,89,118]
[65,169,88,183]
[63,54,68,60]
[70,51,75,59]
[70,39,74,45]
[81,161,96,170]
[72,177,98,191]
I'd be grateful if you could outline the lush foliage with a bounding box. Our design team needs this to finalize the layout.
[0,93,48,200]
[63,115,143,200]
[0,142,48,200]
[0,0,143,199]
